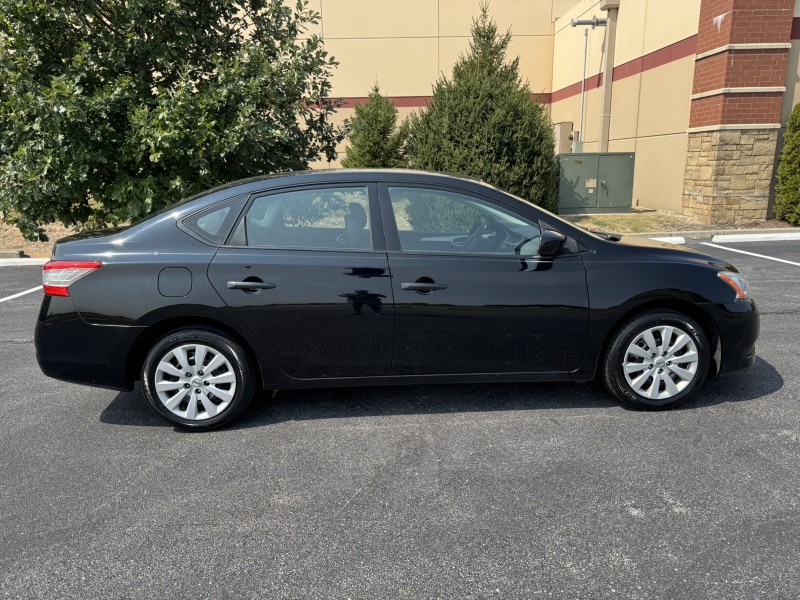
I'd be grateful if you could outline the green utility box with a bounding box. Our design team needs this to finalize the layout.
[558,153,635,214]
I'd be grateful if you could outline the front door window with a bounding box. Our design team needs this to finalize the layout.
[387,186,541,255]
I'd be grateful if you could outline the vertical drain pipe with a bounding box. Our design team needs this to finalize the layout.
[571,16,607,152]
[599,0,621,153]
[579,28,588,152]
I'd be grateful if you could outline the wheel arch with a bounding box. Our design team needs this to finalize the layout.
[593,298,722,381]
[125,316,267,390]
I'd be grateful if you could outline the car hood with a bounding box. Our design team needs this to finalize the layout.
[615,235,735,270]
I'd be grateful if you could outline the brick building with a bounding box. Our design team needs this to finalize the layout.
[308,0,800,225]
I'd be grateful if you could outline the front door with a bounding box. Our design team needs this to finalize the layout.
[379,184,589,375]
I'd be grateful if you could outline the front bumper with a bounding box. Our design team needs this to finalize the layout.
[707,299,759,376]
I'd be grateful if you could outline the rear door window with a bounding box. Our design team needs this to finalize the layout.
[243,186,373,250]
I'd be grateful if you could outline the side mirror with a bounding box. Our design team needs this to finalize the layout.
[538,229,567,258]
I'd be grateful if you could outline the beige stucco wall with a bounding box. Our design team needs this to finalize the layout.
[637,57,694,138]
[641,1,700,57]
[550,0,701,211]
[320,0,562,99]
[551,4,605,93]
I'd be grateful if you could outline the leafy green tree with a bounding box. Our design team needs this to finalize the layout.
[341,84,408,168]
[775,102,800,224]
[406,1,559,213]
[0,0,342,240]
[403,193,479,233]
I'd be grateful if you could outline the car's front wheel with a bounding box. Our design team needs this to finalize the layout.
[602,311,710,410]
[142,328,256,429]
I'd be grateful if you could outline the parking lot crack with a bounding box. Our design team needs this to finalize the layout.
[0,339,33,344]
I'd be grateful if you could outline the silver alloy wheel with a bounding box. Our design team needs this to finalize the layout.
[622,325,700,400]
[153,343,237,420]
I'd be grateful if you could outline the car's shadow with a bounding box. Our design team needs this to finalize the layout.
[99,356,782,431]
[689,356,784,408]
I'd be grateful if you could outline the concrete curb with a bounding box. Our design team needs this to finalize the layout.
[648,236,687,244]
[0,258,48,267]
[711,231,800,243]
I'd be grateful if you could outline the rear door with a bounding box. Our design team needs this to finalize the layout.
[379,183,589,375]
[208,183,394,379]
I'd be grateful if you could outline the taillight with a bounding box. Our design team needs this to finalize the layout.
[42,261,102,296]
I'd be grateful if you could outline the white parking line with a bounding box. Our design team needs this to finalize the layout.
[701,242,800,267]
[0,286,42,304]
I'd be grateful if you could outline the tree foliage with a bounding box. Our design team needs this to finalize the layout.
[0,0,342,240]
[404,191,480,233]
[341,84,408,169]
[775,102,800,224]
[406,2,559,213]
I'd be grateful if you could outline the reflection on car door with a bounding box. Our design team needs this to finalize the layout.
[208,183,394,379]
[379,184,589,375]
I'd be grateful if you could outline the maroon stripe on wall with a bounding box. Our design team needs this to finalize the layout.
[614,35,698,82]
[334,92,552,108]
[336,95,432,108]
[792,16,800,39]
[550,73,603,103]
[551,35,698,104]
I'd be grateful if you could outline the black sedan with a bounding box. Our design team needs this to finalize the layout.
[35,170,759,429]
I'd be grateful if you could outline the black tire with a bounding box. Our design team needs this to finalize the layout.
[601,311,710,410]
[142,327,257,429]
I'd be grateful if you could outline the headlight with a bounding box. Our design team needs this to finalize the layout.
[717,271,749,300]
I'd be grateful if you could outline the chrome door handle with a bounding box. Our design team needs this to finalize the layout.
[401,282,447,291]
[227,281,277,290]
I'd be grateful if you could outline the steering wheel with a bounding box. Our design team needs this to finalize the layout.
[465,215,492,252]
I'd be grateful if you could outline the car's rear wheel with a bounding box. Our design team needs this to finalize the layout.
[142,328,256,429]
[602,311,710,410]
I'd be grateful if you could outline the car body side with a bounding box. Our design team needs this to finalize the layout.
[34,170,759,392]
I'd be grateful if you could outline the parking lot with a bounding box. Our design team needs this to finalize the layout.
[1,239,798,599]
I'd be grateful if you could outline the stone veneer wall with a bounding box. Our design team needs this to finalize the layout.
[682,129,778,225]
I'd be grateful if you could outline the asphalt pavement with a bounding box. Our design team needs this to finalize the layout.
[0,242,799,599]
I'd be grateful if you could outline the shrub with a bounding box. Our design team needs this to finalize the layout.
[406,2,559,213]
[401,189,480,233]
[775,102,800,224]
[341,84,408,168]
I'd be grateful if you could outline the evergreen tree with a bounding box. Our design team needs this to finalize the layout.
[0,0,342,240]
[775,102,800,224]
[406,2,559,213]
[341,84,408,168]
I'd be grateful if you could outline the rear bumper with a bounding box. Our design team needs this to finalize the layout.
[706,299,759,376]
[35,297,142,391]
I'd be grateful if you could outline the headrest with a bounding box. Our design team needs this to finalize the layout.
[346,202,368,229]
